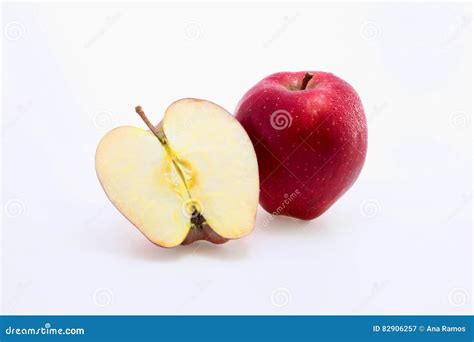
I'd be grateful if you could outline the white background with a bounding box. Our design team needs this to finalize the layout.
[2,2,472,314]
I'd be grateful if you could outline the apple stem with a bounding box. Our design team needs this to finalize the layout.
[135,106,195,203]
[135,106,166,144]
[300,73,313,90]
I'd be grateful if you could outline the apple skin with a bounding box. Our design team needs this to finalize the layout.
[235,71,367,220]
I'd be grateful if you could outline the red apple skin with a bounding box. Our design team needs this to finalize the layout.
[235,71,367,220]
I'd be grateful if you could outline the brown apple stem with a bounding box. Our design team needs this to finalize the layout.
[300,73,313,90]
[135,106,166,144]
[135,106,194,201]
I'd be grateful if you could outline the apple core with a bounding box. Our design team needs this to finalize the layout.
[96,99,260,247]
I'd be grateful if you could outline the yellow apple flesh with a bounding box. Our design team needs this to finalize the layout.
[95,99,259,247]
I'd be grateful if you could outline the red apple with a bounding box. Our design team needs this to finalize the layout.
[235,71,367,220]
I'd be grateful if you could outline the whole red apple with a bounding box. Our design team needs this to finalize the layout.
[235,71,367,220]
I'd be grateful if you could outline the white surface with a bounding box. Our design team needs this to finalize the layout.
[1,2,472,314]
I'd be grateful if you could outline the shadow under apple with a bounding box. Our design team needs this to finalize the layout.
[255,210,332,239]
[125,235,252,262]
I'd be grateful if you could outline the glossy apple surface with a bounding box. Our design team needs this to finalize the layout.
[235,71,367,220]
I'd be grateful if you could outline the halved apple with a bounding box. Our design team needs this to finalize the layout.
[95,99,259,247]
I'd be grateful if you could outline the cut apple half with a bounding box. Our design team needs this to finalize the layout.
[95,99,259,247]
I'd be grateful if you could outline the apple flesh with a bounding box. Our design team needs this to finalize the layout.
[95,99,259,247]
[235,71,367,220]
